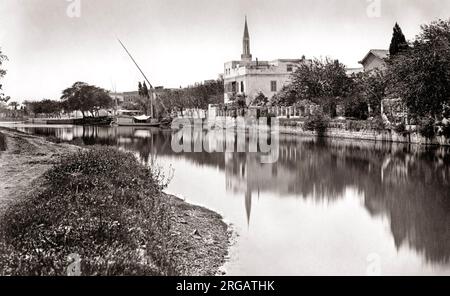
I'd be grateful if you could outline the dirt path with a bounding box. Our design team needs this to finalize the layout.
[0,128,79,214]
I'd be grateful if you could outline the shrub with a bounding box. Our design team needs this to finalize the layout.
[441,123,450,138]
[0,147,175,276]
[346,120,367,131]
[418,118,436,139]
[304,112,330,137]
[369,116,386,131]
[394,122,408,135]
[0,132,6,151]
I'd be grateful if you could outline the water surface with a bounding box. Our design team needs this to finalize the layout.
[3,123,450,276]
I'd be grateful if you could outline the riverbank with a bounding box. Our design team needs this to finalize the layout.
[0,128,229,276]
[207,117,450,146]
[277,125,450,146]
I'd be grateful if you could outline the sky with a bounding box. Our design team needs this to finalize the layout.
[1,0,450,102]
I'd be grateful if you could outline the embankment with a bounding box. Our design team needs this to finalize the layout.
[278,125,450,146]
[0,128,229,276]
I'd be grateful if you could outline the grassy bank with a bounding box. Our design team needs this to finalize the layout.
[0,147,175,275]
[0,144,229,276]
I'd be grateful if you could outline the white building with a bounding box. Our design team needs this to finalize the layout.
[223,18,309,105]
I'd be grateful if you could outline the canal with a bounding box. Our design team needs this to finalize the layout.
[2,123,450,276]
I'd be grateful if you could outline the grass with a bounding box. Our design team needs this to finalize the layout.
[0,146,177,276]
[0,132,6,151]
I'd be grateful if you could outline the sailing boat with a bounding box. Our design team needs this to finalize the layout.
[115,39,172,127]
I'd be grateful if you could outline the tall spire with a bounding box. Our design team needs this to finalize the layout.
[241,16,252,62]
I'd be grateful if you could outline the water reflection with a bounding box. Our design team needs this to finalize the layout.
[9,124,450,270]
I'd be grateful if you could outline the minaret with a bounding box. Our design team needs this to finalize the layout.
[241,16,252,62]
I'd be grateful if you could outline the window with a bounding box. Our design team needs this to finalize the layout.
[271,81,277,92]
[231,82,237,93]
[287,65,293,72]
[240,81,245,93]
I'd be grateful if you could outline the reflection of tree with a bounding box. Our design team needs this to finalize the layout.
[22,125,450,265]
[225,136,450,265]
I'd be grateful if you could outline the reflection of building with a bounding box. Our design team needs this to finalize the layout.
[359,49,389,72]
[36,124,450,264]
[223,17,310,105]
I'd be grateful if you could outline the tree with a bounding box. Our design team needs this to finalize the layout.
[135,81,156,116]
[251,92,269,107]
[61,82,112,117]
[387,19,450,120]
[389,23,409,56]
[159,79,224,116]
[270,85,298,106]
[353,70,387,117]
[8,101,19,110]
[0,47,10,103]
[278,58,353,105]
[273,58,354,118]
[24,99,63,117]
[159,89,187,116]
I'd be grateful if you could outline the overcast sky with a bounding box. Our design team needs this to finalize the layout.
[1,0,450,102]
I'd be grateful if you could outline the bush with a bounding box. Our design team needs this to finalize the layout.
[369,116,386,131]
[419,118,436,139]
[441,123,450,138]
[394,122,408,135]
[346,120,367,131]
[304,112,330,137]
[0,147,175,276]
[0,132,6,151]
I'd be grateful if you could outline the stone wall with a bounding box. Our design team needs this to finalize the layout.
[278,122,450,146]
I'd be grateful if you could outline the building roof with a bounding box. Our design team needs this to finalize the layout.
[359,49,389,64]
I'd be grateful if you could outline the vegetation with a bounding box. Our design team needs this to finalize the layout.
[61,82,113,117]
[24,99,63,117]
[160,79,224,115]
[389,23,409,56]
[387,19,450,120]
[0,47,10,104]
[418,117,436,139]
[0,132,6,151]
[136,81,152,115]
[353,70,387,117]
[266,19,450,141]
[304,112,330,137]
[251,92,269,107]
[0,147,177,276]
[272,58,353,108]
[228,93,247,109]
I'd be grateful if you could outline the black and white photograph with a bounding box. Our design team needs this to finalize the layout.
[0,0,449,286]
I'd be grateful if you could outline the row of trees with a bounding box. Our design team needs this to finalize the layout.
[22,82,113,118]
[269,19,450,127]
[24,99,64,117]
[158,79,224,116]
[1,49,113,118]
[270,58,383,120]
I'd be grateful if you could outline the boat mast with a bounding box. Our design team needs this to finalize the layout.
[118,39,166,117]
